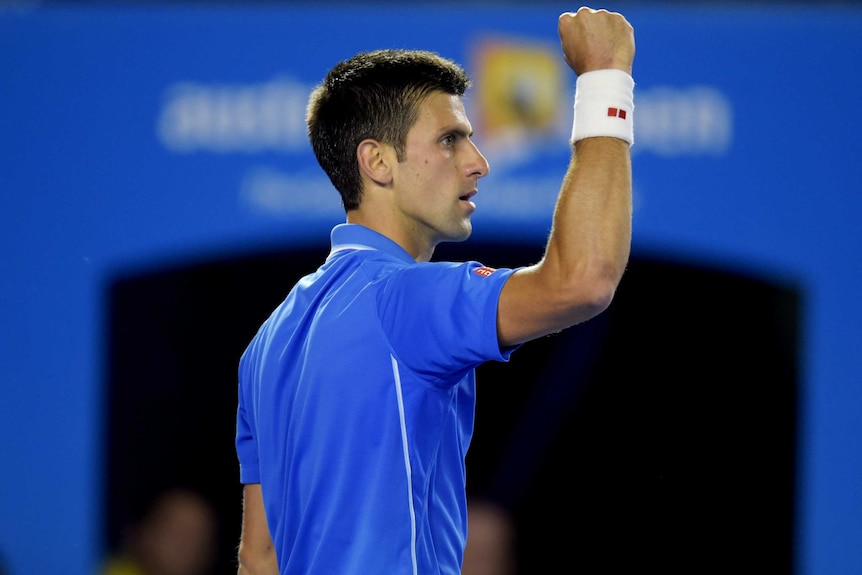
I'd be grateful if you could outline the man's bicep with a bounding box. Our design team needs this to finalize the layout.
[497,267,556,347]
[497,265,607,347]
[237,483,278,575]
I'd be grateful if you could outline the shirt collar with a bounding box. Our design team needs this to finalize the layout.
[329,223,416,264]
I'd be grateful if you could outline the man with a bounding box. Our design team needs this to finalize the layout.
[236,7,635,574]
[103,488,217,575]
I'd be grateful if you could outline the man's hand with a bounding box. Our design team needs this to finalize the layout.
[558,7,635,75]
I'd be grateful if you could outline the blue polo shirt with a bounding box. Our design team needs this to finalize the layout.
[236,223,518,575]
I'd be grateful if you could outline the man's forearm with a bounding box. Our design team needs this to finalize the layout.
[545,136,632,292]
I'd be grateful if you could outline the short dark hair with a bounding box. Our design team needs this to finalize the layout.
[306,49,471,212]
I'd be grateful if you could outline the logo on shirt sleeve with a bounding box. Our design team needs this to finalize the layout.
[473,266,497,277]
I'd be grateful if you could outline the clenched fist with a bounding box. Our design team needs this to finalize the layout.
[559,7,635,76]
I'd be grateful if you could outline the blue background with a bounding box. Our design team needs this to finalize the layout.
[1,2,860,573]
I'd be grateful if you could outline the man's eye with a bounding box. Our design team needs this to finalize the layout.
[441,134,456,146]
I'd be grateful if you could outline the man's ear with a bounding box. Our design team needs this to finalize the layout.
[357,139,393,186]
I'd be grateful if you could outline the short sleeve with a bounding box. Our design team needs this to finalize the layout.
[235,354,261,484]
[377,261,518,385]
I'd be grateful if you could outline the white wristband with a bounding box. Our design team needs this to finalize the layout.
[571,69,635,146]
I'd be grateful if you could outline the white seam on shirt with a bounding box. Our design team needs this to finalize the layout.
[391,354,418,575]
[327,244,376,258]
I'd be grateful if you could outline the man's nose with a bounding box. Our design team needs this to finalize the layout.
[468,140,490,179]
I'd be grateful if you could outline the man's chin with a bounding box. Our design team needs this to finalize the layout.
[434,221,473,246]
[450,225,473,243]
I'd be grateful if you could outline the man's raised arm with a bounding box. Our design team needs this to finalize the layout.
[497,7,636,347]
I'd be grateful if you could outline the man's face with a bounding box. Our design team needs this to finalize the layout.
[389,91,490,250]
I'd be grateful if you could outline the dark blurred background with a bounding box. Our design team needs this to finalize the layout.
[106,243,800,573]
